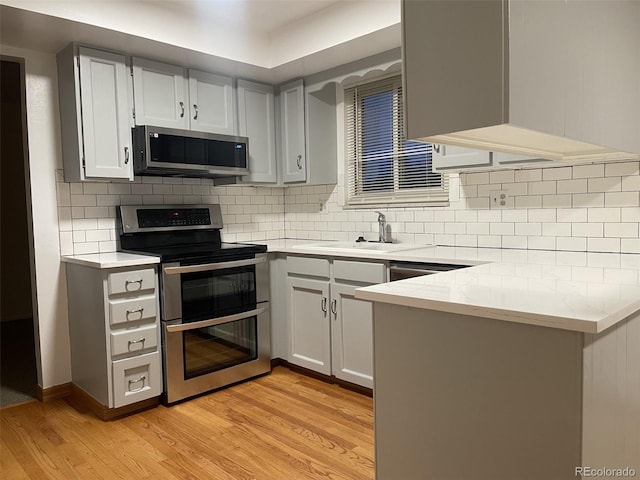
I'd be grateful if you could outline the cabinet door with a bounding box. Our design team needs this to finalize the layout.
[330,282,373,388]
[280,79,306,183]
[287,277,330,374]
[78,48,132,179]
[237,80,277,183]
[432,143,492,172]
[132,57,188,129]
[188,70,236,135]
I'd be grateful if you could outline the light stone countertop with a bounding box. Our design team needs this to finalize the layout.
[61,252,160,269]
[260,238,640,334]
[61,240,640,333]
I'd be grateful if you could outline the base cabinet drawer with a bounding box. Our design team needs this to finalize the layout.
[112,351,162,408]
[110,324,158,356]
[108,268,156,295]
[109,296,157,326]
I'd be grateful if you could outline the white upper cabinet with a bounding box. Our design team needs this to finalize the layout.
[402,0,640,163]
[132,57,188,129]
[280,79,307,183]
[237,79,276,183]
[57,44,133,181]
[188,69,236,135]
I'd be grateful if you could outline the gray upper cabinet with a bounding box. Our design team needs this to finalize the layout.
[278,79,338,185]
[188,69,236,135]
[280,79,307,183]
[57,44,133,181]
[132,57,189,130]
[402,0,640,163]
[237,79,277,183]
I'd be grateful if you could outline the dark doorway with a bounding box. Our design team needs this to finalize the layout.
[1,58,38,406]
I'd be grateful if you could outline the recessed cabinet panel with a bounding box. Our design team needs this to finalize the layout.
[112,351,162,408]
[331,283,373,388]
[78,48,132,179]
[132,57,188,129]
[287,277,331,375]
[188,70,236,135]
[237,80,277,183]
[280,79,307,183]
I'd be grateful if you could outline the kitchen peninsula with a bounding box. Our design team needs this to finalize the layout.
[355,249,640,480]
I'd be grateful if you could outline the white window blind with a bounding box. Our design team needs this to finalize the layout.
[345,75,448,206]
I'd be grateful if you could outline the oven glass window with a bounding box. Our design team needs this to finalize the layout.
[181,264,256,322]
[183,316,258,379]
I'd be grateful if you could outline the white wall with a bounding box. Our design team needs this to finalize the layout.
[0,44,72,389]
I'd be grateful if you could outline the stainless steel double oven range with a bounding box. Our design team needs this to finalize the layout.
[118,204,270,404]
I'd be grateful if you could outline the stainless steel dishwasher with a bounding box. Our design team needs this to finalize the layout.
[389,261,469,281]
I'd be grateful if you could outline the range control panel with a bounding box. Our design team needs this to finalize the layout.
[119,205,224,233]
[138,208,211,228]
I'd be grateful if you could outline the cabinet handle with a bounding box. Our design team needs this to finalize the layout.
[124,146,129,164]
[321,297,327,315]
[193,104,198,120]
[128,375,146,392]
[432,144,441,154]
[296,155,302,170]
[179,101,185,118]
[128,337,146,347]
[126,307,144,316]
[331,299,337,318]
[125,279,143,289]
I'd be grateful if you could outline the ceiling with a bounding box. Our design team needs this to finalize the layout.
[0,0,400,82]
[149,0,342,34]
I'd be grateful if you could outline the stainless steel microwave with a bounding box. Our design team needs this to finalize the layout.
[132,125,249,178]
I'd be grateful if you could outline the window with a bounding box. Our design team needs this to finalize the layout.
[344,75,448,206]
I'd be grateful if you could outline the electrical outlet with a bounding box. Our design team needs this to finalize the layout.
[490,190,513,209]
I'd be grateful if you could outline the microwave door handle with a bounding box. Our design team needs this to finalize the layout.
[163,256,266,275]
[165,306,268,333]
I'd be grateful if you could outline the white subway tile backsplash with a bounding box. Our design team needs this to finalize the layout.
[515,169,542,183]
[604,223,639,238]
[542,167,572,181]
[572,164,604,179]
[605,191,639,207]
[587,237,621,253]
[572,193,605,208]
[58,157,640,257]
[557,179,587,194]
[605,162,639,177]
[587,208,621,223]
[572,223,603,237]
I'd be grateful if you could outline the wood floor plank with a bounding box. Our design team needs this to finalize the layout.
[0,367,374,480]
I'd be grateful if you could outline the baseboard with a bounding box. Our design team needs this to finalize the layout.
[67,384,160,421]
[272,358,373,398]
[36,382,72,402]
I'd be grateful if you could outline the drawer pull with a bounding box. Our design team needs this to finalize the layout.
[125,279,143,289]
[126,307,144,316]
[128,375,146,391]
[127,338,146,347]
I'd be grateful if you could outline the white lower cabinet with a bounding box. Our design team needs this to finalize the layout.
[65,262,162,413]
[286,256,385,388]
[287,277,331,375]
[330,282,374,388]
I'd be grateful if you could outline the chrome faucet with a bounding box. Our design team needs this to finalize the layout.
[375,211,387,243]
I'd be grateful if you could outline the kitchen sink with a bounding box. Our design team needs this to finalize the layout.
[299,241,432,254]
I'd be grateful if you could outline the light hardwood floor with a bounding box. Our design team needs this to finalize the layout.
[0,366,374,480]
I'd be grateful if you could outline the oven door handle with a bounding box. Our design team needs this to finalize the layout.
[163,256,266,275]
[165,306,268,333]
